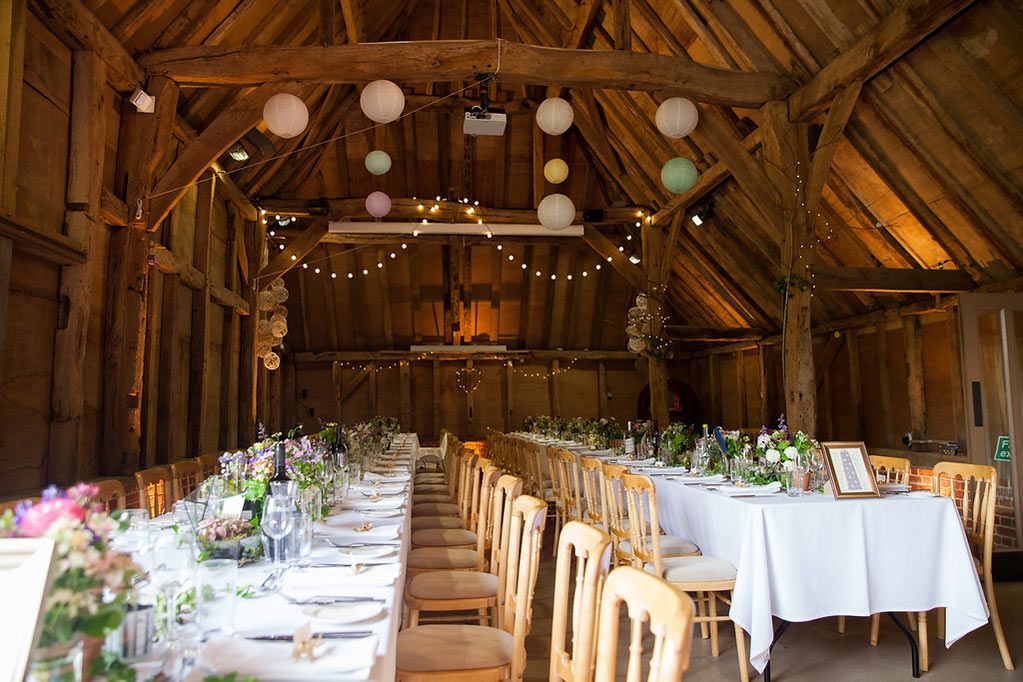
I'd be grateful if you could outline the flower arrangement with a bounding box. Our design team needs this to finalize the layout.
[0,484,142,647]
[662,423,696,467]
[195,517,261,563]
[748,414,819,485]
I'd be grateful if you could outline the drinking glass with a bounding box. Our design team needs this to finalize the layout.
[270,480,298,498]
[196,559,238,637]
[261,495,295,575]
[114,508,151,556]
[785,451,810,497]
[285,512,313,567]
[151,533,193,646]
[298,486,322,519]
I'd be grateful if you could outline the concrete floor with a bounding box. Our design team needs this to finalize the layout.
[521,554,1023,680]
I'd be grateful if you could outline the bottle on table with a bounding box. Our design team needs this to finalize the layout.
[624,421,636,459]
[271,442,289,482]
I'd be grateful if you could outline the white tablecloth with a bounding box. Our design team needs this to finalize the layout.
[652,480,990,672]
[146,434,420,681]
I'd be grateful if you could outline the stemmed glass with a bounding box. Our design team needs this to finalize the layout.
[261,494,295,578]
[151,533,193,647]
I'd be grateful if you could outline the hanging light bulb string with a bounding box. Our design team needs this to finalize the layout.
[147,48,503,202]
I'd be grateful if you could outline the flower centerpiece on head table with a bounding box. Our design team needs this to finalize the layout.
[0,484,142,679]
[662,423,697,467]
[750,414,819,486]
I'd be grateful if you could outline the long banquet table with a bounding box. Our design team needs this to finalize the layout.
[143,433,423,681]
[510,433,990,674]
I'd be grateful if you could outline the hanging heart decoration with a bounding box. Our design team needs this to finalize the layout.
[455,367,484,394]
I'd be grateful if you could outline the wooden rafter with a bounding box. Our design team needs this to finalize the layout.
[259,218,329,289]
[141,40,795,107]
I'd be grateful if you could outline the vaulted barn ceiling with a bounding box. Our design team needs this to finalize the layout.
[84,0,1023,352]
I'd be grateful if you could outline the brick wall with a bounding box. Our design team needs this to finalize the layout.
[909,466,1017,548]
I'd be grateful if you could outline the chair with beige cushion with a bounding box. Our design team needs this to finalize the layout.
[578,456,607,529]
[92,478,126,512]
[135,466,174,517]
[196,453,221,480]
[555,449,583,526]
[616,473,699,563]
[593,566,696,681]
[412,450,477,532]
[170,459,203,501]
[602,463,632,566]
[406,474,524,627]
[548,521,612,682]
[396,495,547,680]
[622,473,748,682]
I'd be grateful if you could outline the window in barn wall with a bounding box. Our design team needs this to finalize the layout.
[959,293,1023,548]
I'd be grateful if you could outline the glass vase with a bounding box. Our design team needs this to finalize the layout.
[28,639,83,682]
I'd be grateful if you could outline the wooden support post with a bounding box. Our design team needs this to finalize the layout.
[846,331,865,438]
[268,359,282,433]
[876,324,894,447]
[400,361,412,430]
[433,360,441,438]
[0,0,26,216]
[465,359,475,430]
[735,350,748,427]
[49,51,107,483]
[757,345,769,425]
[947,310,965,444]
[903,316,927,436]
[505,361,514,431]
[549,359,561,417]
[0,237,11,386]
[103,76,178,475]
[187,173,216,456]
[641,219,670,426]
[219,212,242,449]
[238,220,263,443]
[332,361,343,422]
[369,362,378,414]
[156,273,183,464]
[709,353,720,426]
[598,361,609,419]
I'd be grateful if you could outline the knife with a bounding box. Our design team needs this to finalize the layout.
[244,630,374,641]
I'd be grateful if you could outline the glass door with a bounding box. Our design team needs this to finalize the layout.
[959,293,1023,549]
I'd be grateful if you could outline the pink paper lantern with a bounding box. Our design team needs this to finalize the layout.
[366,191,392,218]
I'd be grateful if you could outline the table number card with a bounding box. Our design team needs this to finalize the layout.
[821,442,881,499]
[220,494,246,519]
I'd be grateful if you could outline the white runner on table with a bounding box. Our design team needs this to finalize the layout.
[652,478,989,672]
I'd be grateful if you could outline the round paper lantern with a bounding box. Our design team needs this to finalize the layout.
[661,157,698,194]
[366,191,392,218]
[535,97,574,135]
[263,352,281,371]
[272,286,289,303]
[365,150,392,176]
[256,342,272,358]
[271,318,288,338]
[257,318,272,334]
[537,193,575,231]
[262,93,309,139]
[655,97,699,139]
[360,80,405,123]
[271,278,285,290]
[543,158,569,184]
[272,304,288,318]
[270,312,286,326]
[257,290,276,312]
[628,337,645,353]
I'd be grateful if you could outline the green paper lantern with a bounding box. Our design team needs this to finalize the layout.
[365,149,392,176]
[661,157,698,194]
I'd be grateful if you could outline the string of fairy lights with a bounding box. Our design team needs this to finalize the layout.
[329,356,582,381]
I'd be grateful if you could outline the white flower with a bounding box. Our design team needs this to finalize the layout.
[782,459,795,471]
[757,434,770,450]
[784,446,798,460]
[765,448,781,464]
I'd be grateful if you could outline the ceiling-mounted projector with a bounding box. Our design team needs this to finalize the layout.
[464,106,506,136]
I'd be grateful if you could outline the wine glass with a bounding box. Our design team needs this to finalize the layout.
[261,495,295,578]
[151,533,193,647]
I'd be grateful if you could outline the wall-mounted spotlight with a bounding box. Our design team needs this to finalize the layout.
[689,201,713,227]
[228,142,250,162]
[129,89,156,113]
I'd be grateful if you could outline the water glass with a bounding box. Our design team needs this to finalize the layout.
[298,486,322,519]
[115,508,151,555]
[196,559,238,637]
[261,495,295,575]
[286,512,313,567]
[151,533,194,645]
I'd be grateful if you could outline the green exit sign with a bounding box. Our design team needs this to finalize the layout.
[994,435,1012,462]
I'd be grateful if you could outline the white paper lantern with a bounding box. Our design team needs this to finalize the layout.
[256,342,272,358]
[543,158,569,184]
[272,286,289,303]
[537,193,575,231]
[263,351,281,370]
[263,93,309,139]
[536,97,574,135]
[656,97,699,139]
[271,278,285,290]
[257,290,276,312]
[272,304,288,318]
[628,337,645,353]
[360,80,405,123]
[271,318,288,338]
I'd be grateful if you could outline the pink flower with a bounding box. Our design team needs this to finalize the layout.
[67,483,99,505]
[20,498,87,537]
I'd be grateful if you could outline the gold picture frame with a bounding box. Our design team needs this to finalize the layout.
[821,441,881,499]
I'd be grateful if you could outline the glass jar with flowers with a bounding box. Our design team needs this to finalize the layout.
[0,484,142,682]
[751,414,819,490]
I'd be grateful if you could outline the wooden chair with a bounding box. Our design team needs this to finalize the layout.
[92,479,126,512]
[923,462,1014,671]
[593,566,695,682]
[412,449,477,531]
[170,459,203,501]
[406,474,524,627]
[555,448,583,524]
[602,463,632,566]
[622,473,747,682]
[548,521,612,682]
[196,453,221,480]
[134,466,173,517]
[546,445,567,552]
[407,466,503,578]
[871,454,911,484]
[578,456,607,528]
[618,473,699,563]
[396,495,547,680]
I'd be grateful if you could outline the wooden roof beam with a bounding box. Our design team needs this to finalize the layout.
[141,40,796,108]
[258,217,329,289]
[811,266,975,293]
[581,225,646,293]
[788,0,979,120]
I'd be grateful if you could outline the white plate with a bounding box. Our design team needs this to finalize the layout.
[347,545,394,560]
[301,602,384,624]
[905,490,940,499]
[362,509,402,518]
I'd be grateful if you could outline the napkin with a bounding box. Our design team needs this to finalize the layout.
[714,481,782,496]
[353,482,406,495]
[282,563,401,593]
[315,521,400,541]
[633,465,688,475]
[343,495,404,510]
[879,482,911,493]
[618,457,656,466]
[364,471,410,482]
[670,473,726,484]
[198,634,378,680]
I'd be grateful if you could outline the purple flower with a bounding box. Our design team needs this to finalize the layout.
[13,499,33,525]
[775,414,789,440]
[41,485,66,502]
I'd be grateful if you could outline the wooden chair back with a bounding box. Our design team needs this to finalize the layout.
[579,456,606,527]
[500,495,548,679]
[0,497,39,515]
[593,566,695,682]
[92,478,126,512]
[466,456,493,531]
[870,454,911,484]
[489,474,524,619]
[523,440,546,497]
[135,466,173,517]
[932,462,997,568]
[196,453,221,479]
[549,521,613,682]
[170,459,203,501]
[622,473,665,571]
[471,466,503,570]
[602,463,631,564]
[555,449,583,523]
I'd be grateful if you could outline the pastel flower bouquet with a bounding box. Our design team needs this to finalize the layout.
[749,415,819,486]
[0,483,142,680]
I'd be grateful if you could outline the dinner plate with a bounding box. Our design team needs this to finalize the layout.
[302,602,384,624]
[346,545,394,560]
[361,509,402,518]
[905,490,940,499]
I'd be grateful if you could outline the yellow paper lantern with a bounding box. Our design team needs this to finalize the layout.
[543,158,569,184]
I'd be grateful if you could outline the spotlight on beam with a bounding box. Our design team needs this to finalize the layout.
[129,89,156,113]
